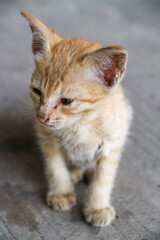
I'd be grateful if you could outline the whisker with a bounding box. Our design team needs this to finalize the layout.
[23,46,35,65]
[20,64,33,73]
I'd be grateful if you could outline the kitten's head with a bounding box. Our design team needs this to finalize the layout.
[21,12,128,130]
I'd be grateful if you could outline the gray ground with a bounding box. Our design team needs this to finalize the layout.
[0,0,160,239]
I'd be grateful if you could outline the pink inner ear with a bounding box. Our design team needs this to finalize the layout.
[103,61,118,87]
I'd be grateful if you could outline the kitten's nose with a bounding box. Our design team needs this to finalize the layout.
[37,113,50,124]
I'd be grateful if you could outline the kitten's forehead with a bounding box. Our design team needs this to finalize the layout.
[42,39,100,98]
[43,72,83,101]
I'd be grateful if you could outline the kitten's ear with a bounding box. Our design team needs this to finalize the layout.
[21,11,62,58]
[83,46,128,89]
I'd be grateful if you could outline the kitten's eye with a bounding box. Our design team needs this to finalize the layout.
[61,98,74,105]
[33,88,41,96]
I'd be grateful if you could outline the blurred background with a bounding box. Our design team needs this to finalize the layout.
[0,0,160,239]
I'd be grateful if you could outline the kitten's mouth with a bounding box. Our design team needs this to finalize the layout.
[44,122,63,129]
[37,116,64,129]
[45,122,59,127]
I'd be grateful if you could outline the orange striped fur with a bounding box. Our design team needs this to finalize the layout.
[21,12,132,227]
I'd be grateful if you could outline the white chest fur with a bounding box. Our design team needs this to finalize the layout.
[58,124,102,167]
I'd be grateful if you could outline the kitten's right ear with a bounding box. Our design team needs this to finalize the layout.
[21,11,62,59]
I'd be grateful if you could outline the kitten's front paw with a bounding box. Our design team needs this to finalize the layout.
[84,206,115,227]
[47,192,76,211]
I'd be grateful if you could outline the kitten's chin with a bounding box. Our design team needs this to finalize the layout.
[44,123,64,130]
[37,120,61,130]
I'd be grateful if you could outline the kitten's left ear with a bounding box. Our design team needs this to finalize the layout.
[21,11,62,59]
[83,46,128,89]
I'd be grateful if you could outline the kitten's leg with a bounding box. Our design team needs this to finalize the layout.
[41,139,76,211]
[69,167,83,184]
[84,145,122,227]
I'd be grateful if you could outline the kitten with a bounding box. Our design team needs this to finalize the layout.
[21,11,132,227]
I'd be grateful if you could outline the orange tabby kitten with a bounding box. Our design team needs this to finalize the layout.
[21,11,132,227]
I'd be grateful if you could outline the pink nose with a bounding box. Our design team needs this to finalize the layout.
[37,113,50,124]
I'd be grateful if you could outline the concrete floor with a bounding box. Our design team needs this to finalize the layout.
[0,0,160,239]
